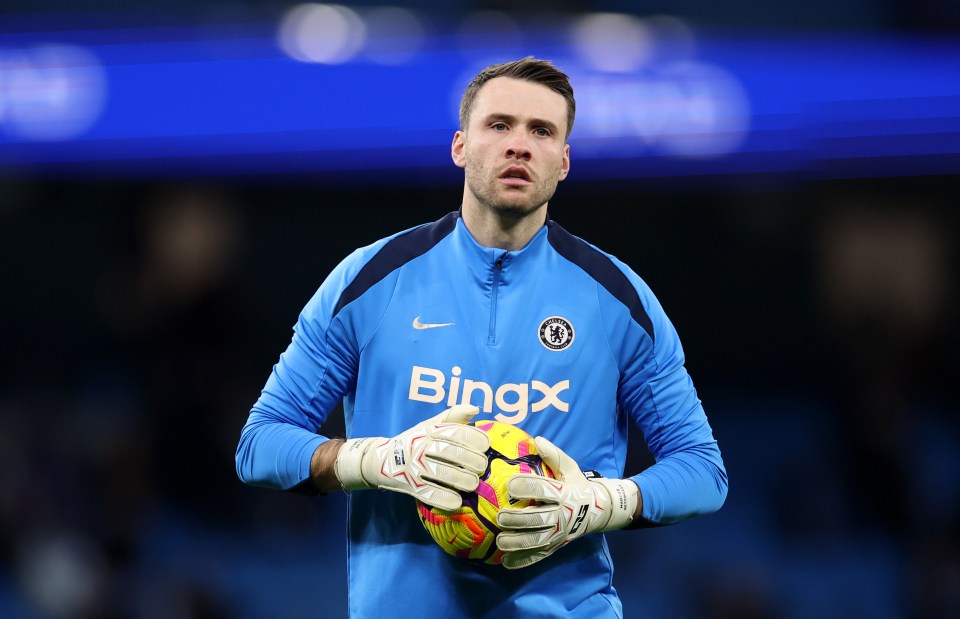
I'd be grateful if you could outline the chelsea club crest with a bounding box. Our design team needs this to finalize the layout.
[538,316,574,351]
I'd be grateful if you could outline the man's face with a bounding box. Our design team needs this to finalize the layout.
[452,77,571,217]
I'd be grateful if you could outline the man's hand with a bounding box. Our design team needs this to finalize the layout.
[334,405,490,511]
[496,436,639,570]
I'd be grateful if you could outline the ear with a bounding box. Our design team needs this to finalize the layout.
[558,143,571,181]
[451,130,466,169]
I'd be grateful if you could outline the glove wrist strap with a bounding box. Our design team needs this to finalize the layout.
[334,437,378,491]
[593,478,639,532]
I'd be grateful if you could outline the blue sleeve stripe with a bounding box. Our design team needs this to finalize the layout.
[547,221,655,341]
[332,211,459,317]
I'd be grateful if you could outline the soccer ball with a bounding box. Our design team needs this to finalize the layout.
[416,420,554,565]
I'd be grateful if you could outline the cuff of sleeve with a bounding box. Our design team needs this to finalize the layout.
[283,433,327,494]
[628,472,672,528]
[280,432,327,490]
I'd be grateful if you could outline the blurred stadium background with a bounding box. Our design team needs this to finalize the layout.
[1,1,958,617]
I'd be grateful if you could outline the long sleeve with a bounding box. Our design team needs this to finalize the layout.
[602,266,728,525]
[235,217,454,493]
[235,252,365,491]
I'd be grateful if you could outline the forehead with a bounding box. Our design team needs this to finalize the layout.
[470,77,568,130]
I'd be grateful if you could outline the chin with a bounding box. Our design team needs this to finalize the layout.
[488,201,544,218]
[465,176,554,217]
[491,189,554,214]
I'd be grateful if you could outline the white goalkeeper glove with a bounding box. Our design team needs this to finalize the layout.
[333,404,490,511]
[496,436,639,570]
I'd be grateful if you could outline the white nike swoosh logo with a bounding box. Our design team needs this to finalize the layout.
[413,316,455,330]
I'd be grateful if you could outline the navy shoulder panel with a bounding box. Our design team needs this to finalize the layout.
[333,211,459,317]
[547,221,655,341]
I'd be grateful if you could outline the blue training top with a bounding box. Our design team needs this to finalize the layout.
[237,211,727,618]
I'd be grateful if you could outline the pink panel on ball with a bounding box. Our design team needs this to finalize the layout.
[475,479,499,508]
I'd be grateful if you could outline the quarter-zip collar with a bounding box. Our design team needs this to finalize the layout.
[451,212,551,345]
[452,212,551,273]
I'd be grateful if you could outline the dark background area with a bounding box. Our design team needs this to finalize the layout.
[2,172,958,618]
[1,1,959,617]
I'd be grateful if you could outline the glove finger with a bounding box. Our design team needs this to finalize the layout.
[501,548,550,570]
[435,404,480,425]
[507,474,563,502]
[497,506,559,530]
[410,485,462,512]
[496,528,557,551]
[425,440,488,474]
[533,436,579,480]
[422,463,479,493]
[430,424,490,455]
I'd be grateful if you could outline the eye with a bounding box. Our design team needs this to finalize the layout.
[534,127,551,137]
[492,122,508,131]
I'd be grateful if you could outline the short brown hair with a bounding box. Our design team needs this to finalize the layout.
[458,57,576,140]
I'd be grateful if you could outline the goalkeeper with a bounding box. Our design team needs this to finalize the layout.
[236,57,727,617]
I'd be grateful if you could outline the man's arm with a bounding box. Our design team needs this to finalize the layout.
[235,304,354,492]
[496,262,724,568]
[621,294,727,526]
[237,241,385,494]
[238,232,493,506]
[596,258,727,525]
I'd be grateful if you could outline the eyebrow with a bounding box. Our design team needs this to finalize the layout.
[483,113,560,135]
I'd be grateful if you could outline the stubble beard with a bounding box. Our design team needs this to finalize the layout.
[464,155,559,221]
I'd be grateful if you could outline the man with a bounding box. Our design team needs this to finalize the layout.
[236,58,727,617]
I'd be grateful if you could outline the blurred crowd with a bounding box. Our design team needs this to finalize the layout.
[1,187,253,618]
[0,178,957,618]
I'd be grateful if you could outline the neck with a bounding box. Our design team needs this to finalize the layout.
[460,200,548,251]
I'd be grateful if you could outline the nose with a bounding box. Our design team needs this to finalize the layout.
[505,135,532,161]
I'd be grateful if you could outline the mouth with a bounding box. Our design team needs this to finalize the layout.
[499,166,532,186]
